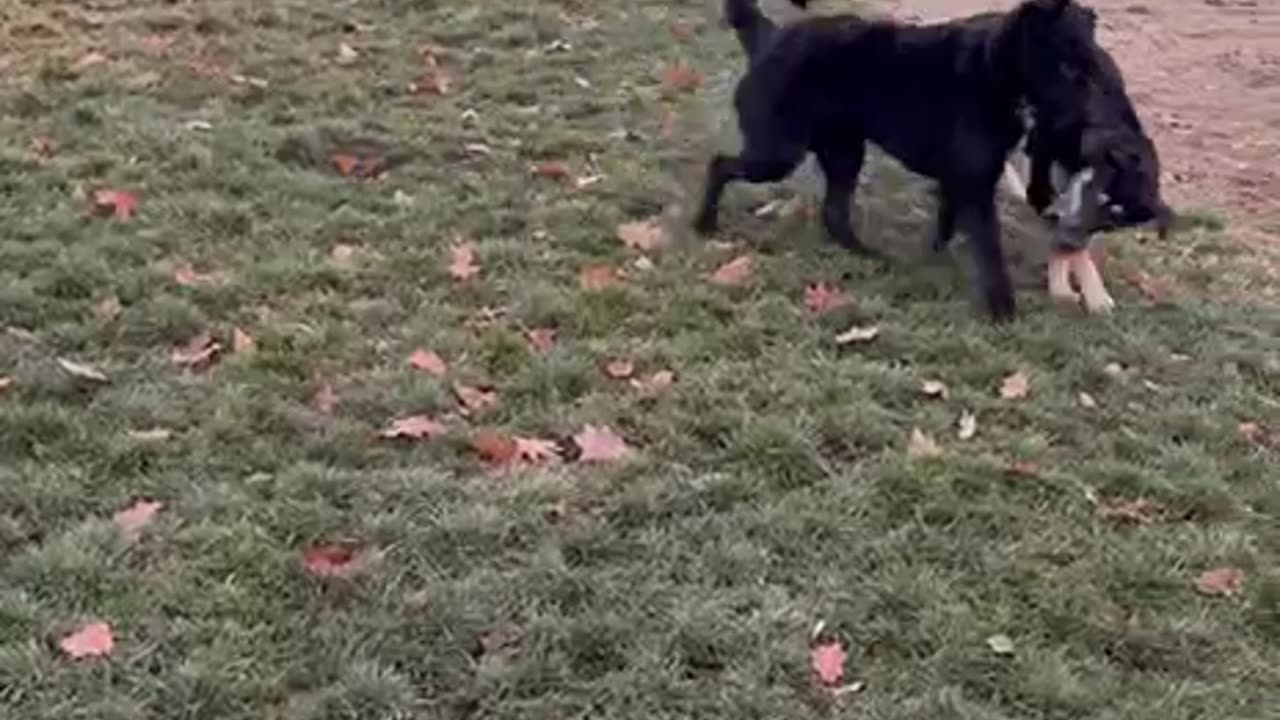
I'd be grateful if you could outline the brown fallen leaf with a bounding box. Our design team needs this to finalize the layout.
[921,379,949,399]
[454,383,499,416]
[835,325,880,345]
[113,499,163,537]
[59,622,114,660]
[630,370,675,396]
[330,243,358,266]
[302,542,379,579]
[171,332,222,370]
[330,152,385,179]
[128,428,172,443]
[661,63,702,92]
[172,261,224,287]
[811,641,847,687]
[336,42,359,65]
[1122,266,1172,304]
[72,51,109,72]
[1193,567,1244,598]
[1007,460,1041,477]
[957,411,978,440]
[580,264,622,291]
[574,424,632,462]
[470,430,519,465]
[616,218,670,252]
[29,135,58,159]
[311,382,338,415]
[907,428,942,459]
[231,327,257,355]
[58,358,109,383]
[804,282,853,314]
[1096,497,1164,525]
[525,328,557,355]
[1237,421,1263,443]
[668,20,693,41]
[448,241,480,281]
[380,415,446,440]
[710,255,754,287]
[530,161,574,184]
[92,189,138,220]
[408,349,448,376]
[999,371,1031,400]
[95,295,122,324]
[515,436,561,463]
[604,358,635,380]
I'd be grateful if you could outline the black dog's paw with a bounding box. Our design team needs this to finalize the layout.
[985,287,1017,323]
[693,212,719,236]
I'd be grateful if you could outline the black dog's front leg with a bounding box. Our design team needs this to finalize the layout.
[815,139,882,258]
[694,144,805,235]
[954,191,1016,321]
[694,154,740,235]
[930,190,956,252]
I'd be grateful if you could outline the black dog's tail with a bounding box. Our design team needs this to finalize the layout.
[724,0,778,60]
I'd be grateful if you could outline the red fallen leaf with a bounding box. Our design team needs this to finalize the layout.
[454,383,499,415]
[711,255,754,287]
[59,622,114,660]
[804,282,853,314]
[630,370,675,396]
[662,63,702,92]
[470,430,519,464]
[1007,460,1041,477]
[1193,567,1244,598]
[580,264,621,291]
[331,153,359,176]
[573,424,631,463]
[113,499,163,537]
[530,161,574,183]
[525,328,557,355]
[668,21,693,41]
[330,153,386,179]
[92,189,138,220]
[29,135,58,159]
[604,358,635,379]
[999,371,1031,400]
[448,241,480,281]
[616,218,670,252]
[380,415,446,440]
[1096,497,1164,525]
[231,327,257,355]
[408,349,448,376]
[302,542,377,579]
[811,641,847,686]
[311,382,338,415]
[170,332,221,370]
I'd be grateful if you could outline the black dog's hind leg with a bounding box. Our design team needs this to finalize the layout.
[694,143,804,235]
[930,189,956,252]
[950,187,1016,321]
[814,137,881,257]
[1026,127,1056,215]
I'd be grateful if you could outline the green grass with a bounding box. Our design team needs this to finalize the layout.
[2,1,1278,718]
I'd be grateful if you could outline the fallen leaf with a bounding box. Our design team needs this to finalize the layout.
[302,543,377,579]
[835,325,880,345]
[907,428,942,459]
[408,67,452,96]
[957,411,978,440]
[1193,567,1244,598]
[662,63,702,92]
[1104,362,1125,377]
[1078,391,1098,409]
[141,33,174,55]
[330,152,385,179]
[604,358,635,379]
[710,255,754,287]
[668,21,693,41]
[448,241,480,281]
[408,349,448,376]
[986,634,1015,656]
[113,500,163,537]
[1096,497,1164,525]
[630,370,675,396]
[172,261,224,287]
[579,264,621,291]
[921,379,949,399]
[1008,460,1041,477]
[311,382,338,415]
[454,383,499,415]
[573,424,632,462]
[1122,267,1172,304]
[170,332,221,370]
[617,218,670,252]
[810,641,846,686]
[95,295,122,324]
[0,376,13,393]
[999,371,1031,400]
[525,328,557,355]
[59,622,114,660]
[128,428,172,443]
[658,106,679,140]
[515,436,561,463]
[804,282,853,314]
[470,430,519,464]
[29,135,58,159]
[336,42,359,65]
[380,415,446,440]
[92,189,138,220]
[330,243,358,266]
[72,51,109,72]
[57,358,108,383]
[530,161,574,183]
[231,327,257,355]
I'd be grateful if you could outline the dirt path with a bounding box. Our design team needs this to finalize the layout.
[881,0,1280,235]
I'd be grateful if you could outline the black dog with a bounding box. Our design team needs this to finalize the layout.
[698,0,1100,320]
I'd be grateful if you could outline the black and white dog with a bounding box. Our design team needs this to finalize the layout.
[701,0,1102,321]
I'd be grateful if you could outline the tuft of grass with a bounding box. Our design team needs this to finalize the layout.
[1,0,1278,718]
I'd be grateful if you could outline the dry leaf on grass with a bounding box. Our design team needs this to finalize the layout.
[231,327,256,355]
[1096,497,1164,525]
[1007,460,1041,477]
[0,376,13,393]
[525,328,557,355]
[529,161,574,184]
[921,380,949,399]
[29,135,58,159]
[448,241,480,281]
[907,428,942,459]
[171,332,222,370]
[311,382,337,415]
[999,371,1031,400]
[835,325,879,345]
[172,261,225,287]
[616,218,670,252]
[113,500,162,537]
[336,42,359,65]
[330,243,358,266]
[330,152,386,179]
[604,358,635,379]
[810,641,847,686]
[72,51,109,72]
[454,383,499,416]
[1122,267,1173,304]
[630,370,675,396]
[408,349,448,376]
[469,431,561,466]
[573,424,632,463]
[957,411,978,440]
[580,264,622,291]
[711,255,754,287]
[58,358,108,383]
[59,622,114,660]
[302,543,379,579]
[92,189,137,220]
[804,282,853,314]
[662,63,702,92]
[95,295,122,324]
[1193,567,1244,598]
[379,415,446,440]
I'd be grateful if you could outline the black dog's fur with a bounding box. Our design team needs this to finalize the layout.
[699,0,1100,320]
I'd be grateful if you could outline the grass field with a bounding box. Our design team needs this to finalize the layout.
[1,1,1278,718]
